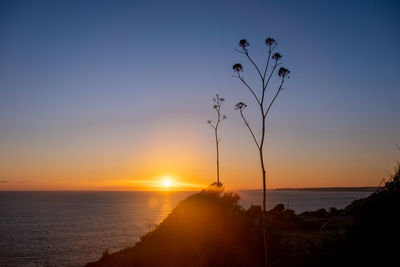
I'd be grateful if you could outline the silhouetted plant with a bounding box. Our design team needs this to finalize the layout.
[382,145,400,191]
[208,94,226,187]
[232,37,291,266]
[384,161,400,191]
[269,203,285,214]
[232,63,243,72]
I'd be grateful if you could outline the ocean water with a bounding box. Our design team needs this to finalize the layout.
[0,190,371,266]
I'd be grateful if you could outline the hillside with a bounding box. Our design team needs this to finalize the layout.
[87,164,400,267]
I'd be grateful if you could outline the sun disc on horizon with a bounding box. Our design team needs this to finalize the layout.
[163,178,171,187]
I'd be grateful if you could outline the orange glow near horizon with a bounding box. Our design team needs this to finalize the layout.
[85,174,208,191]
[0,120,397,191]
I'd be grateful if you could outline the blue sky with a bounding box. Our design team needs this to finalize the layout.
[0,0,399,189]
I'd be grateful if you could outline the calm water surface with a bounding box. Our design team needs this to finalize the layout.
[0,190,371,266]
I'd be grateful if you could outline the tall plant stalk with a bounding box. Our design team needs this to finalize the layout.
[208,94,226,186]
[233,38,290,266]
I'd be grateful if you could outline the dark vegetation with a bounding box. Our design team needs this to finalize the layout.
[274,187,378,192]
[87,163,400,267]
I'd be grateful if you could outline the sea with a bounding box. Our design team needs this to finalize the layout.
[0,190,371,267]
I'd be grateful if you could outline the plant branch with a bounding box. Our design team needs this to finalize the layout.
[234,48,246,55]
[264,78,285,118]
[245,52,264,81]
[264,60,279,91]
[236,73,261,105]
[208,123,216,129]
[263,48,272,81]
[239,110,260,148]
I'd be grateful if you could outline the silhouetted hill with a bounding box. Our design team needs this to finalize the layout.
[87,190,264,267]
[87,164,400,267]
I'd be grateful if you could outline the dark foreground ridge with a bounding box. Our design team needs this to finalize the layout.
[87,166,400,267]
[273,186,378,192]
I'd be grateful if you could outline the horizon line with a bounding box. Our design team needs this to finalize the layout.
[0,186,379,192]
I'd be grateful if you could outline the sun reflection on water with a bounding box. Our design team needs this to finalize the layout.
[158,194,172,224]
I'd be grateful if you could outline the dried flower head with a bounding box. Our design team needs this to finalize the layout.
[235,102,247,111]
[222,115,227,119]
[213,104,218,109]
[239,39,249,49]
[265,37,276,46]
[278,67,290,78]
[272,53,282,61]
[232,63,243,72]
[207,120,212,124]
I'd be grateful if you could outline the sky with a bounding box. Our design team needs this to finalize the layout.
[0,0,399,190]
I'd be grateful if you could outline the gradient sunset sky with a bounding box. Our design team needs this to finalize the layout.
[0,0,399,190]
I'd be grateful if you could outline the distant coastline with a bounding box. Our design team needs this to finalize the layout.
[273,187,378,192]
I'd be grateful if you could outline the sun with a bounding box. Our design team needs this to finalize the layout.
[157,175,177,190]
[163,178,171,187]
